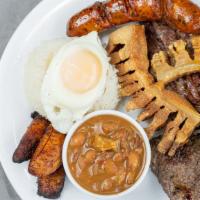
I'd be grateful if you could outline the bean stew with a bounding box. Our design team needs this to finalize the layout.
[67,115,146,195]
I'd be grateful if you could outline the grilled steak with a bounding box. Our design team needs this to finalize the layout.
[167,74,200,112]
[145,22,190,59]
[151,136,200,200]
[145,22,200,112]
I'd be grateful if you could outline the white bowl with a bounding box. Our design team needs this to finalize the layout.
[62,110,151,199]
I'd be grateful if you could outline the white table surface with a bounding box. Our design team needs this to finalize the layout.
[0,1,41,199]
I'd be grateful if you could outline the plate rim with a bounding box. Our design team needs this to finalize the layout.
[1,0,200,199]
[0,0,68,199]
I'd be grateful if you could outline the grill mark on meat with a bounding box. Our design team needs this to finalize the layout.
[186,76,200,100]
[167,74,200,112]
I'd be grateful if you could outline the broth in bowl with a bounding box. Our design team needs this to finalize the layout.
[67,115,146,195]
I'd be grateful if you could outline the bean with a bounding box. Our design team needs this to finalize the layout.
[126,172,135,185]
[113,153,124,162]
[103,160,118,175]
[96,152,114,164]
[92,183,99,192]
[112,168,126,185]
[101,179,113,191]
[121,137,129,150]
[89,163,99,176]
[128,151,140,171]
[127,134,134,141]
[129,140,136,150]
[70,148,80,163]
[110,128,126,140]
[77,155,87,170]
[87,131,94,138]
[123,160,128,169]
[84,150,96,164]
[117,128,128,138]
[70,132,86,147]
[117,170,126,185]
[102,121,118,134]
[135,147,143,155]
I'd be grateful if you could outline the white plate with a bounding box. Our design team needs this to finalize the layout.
[0,0,200,199]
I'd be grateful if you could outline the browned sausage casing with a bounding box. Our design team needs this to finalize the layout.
[28,125,65,177]
[163,0,200,34]
[67,2,110,37]
[12,115,49,163]
[67,0,200,36]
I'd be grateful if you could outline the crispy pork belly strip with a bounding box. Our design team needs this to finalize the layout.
[38,166,65,199]
[67,0,200,36]
[12,115,49,163]
[107,25,200,155]
[28,125,65,177]
[145,22,200,113]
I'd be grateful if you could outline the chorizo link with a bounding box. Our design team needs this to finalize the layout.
[67,0,200,36]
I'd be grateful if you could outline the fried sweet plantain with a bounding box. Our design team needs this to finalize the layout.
[37,166,65,199]
[28,125,65,177]
[12,115,49,163]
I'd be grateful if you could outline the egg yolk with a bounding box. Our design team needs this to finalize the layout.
[60,49,102,93]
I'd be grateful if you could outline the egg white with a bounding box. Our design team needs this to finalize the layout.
[41,32,110,133]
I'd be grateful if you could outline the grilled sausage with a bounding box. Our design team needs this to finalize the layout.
[28,125,65,177]
[67,0,200,36]
[12,115,49,163]
[37,166,65,199]
[67,2,110,37]
[163,0,200,34]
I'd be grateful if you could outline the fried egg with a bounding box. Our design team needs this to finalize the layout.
[41,32,110,133]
